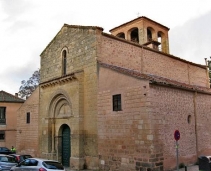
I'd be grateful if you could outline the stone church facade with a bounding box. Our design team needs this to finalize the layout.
[16,17,211,171]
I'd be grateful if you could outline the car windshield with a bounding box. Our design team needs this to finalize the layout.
[23,155,32,159]
[42,161,64,170]
[0,156,16,163]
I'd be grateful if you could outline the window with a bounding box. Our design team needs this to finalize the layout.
[113,94,122,111]
[116,32,125,39]
[0,131,5,140]
[187,115,191,124]
[26,112,30,124]
[62,50,67,75]
[0,107,6,125]
[130,28,139,43]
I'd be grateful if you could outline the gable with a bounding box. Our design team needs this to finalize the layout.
[0,91,25,103]
[40,24,103,57]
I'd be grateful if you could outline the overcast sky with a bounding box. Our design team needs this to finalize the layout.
[1,0,211,95]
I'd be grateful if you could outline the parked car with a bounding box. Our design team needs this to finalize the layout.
[9,154,32,163]
[0,154,17,170]
[0,147,13,155]
[10,158,65,171]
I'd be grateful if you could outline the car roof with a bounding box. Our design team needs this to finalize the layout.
[28,158,61,163]
[0,154,10,156]
[10,154,31,156]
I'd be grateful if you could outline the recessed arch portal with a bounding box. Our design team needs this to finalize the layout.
[47,90,72,156]
[48,90,72,118]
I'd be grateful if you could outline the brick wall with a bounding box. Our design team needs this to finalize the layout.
[16,88,39,156]
[150,85,211,170]
[98,35,207,88]
[98,66,162,171]
[110,17,169,53]
[195,93,211,155]
[150,85,196,169]
[98,65,211,170]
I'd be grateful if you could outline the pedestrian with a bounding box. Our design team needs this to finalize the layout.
[11,146,16,153]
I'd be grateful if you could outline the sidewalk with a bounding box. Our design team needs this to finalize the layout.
[174,165,199,171]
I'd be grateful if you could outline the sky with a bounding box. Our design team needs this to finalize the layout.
[1,0,211,95]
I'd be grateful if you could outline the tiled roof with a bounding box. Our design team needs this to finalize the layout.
[0,91,25,103]
[63,24,103,31]
[109,16,170,32]
[98,62,211,94]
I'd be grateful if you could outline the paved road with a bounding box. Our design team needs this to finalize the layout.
[65,165,199,171]
[174,165,199,171]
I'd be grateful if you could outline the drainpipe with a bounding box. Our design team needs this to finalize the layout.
[193,91,198,158]
[187,64,190,85]
[205,58,210,88]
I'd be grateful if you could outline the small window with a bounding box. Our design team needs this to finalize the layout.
[0,131,5,140]
[62,50,67,75]
[113,94,122,111]
[26,112,30,124]
[187,115,191,124]
[0,107,6,125]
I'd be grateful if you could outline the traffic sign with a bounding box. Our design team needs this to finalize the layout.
[174,130,180,141]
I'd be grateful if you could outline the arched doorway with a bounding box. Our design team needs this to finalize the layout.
[61,124,71,167]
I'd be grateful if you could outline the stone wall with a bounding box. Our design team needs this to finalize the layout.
[39,25,101,170]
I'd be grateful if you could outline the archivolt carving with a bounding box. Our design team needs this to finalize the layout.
[48,89,72,118]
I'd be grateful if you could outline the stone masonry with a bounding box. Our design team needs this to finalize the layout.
[16,16,211,171]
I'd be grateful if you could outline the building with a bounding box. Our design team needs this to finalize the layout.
[17,16,211,171]
[16,88,39,157]
[0,91,24,150]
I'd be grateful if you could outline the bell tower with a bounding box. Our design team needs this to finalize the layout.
[109,16,170,54]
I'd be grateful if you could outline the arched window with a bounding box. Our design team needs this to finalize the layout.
[147,27,155,41]
[116,32,125,39]
[158,31,165,52]
[130,28,139,43]
[62,50,67,75]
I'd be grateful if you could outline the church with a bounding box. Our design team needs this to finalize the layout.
[16,16,211,171]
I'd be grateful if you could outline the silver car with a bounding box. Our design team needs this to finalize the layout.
[10,158,65,171]
[0,154,17,171]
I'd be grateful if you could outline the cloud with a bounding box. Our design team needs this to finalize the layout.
[0,62,39,94]
[1,0,211,95]
[1,0,32,20]
[170,10,211,65]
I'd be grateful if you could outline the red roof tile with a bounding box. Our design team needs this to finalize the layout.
[98,62,211,94]
[0,91,25,103]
